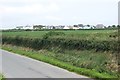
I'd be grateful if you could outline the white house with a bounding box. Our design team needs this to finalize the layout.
[63,25,79,29]
[79,25,94,29]
[73,27,79,29]
[83,25,91,29]
[63,26,69,29]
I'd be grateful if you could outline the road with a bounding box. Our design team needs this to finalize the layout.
[0,49,90,78]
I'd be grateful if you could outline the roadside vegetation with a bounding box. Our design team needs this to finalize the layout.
[2,44,118,79]
[0,74,4,80]
[2,29,120,79]
[0,74,2,80]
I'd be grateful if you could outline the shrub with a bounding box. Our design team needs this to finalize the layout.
[2,36,119,52]
[43,31,65,39]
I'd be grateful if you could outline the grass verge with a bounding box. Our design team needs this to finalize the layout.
[0,74,4,80]
[2,45,119,80]
[0,74,2,80]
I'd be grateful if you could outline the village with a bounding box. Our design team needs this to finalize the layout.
[15,24,106,30]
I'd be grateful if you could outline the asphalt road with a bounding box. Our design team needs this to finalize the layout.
[0,49,91,78]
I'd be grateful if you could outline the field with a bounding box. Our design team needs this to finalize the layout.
[2,29,118,41]
[2,29,119,79]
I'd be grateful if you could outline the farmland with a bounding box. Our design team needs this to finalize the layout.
[2,29,120,79]
[2,29,118,41]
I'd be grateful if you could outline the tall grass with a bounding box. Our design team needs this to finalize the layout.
[2,44,119,79]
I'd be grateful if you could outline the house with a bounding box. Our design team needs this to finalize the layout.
[63,26,73,29]
[16,26,23,29]
[45,25,64,29]
[45,25,54,29]
[33,25,45,29]
[83,25,91,29]
[73,27,79,29]
[16,25,33,30]
[23,25,33,29]
[95,24,105,29]
[78,24,84,27]
[83,25,95,29]
[63,26,70,29]
[54,25,65,29]
[78,24,84,29]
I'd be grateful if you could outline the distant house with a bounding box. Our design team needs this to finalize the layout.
[83,25,92,29]
[45,25,64,29]
[54,25,65,29]
[46,25,54,29]
[16,26,23,29]
[16,25,33,30]
[78,24,84,29]
[33,25,45,29]
[78,24,84,27]
[77,24,95,29]
[73,25,79,29]
[84,25,95,29]
[73,26,79,30]
[95,24,105,29]
[23,25,33,29]
[63,26,70,29]
[63,26,73,29]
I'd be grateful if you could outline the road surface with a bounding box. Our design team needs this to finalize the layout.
[0,49,90,78]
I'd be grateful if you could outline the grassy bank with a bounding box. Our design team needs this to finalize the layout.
[2,44,119,79]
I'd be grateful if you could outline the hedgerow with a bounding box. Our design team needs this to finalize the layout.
[2,35,118,52]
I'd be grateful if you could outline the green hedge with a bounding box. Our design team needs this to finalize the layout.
[2,36,118,52]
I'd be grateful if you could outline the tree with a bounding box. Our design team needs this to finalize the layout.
[117,25,120,28]
[33,25,45,29]
[73,25,78,27]
[16,26,23,29]
[112,25,116,28]
[78,24,84,27]
[53,26,55,29]
[87,25,90,27]
[108,26,111,28]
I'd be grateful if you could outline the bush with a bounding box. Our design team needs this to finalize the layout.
[2,36,119,52]
[43,31,65,39]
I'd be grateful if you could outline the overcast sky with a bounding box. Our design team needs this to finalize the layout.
[0,0,119,29]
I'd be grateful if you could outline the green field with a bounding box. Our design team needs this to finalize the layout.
[2,29,119,79]
[2,29,118,41]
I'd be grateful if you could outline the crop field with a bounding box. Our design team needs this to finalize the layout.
[2,29,118,41]
[2,29,120,78]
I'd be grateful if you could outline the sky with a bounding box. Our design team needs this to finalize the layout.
[0,0,119,29]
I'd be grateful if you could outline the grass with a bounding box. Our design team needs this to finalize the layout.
[0,74,2,80]
[2,29,119,79]
[2,44,119,79]
[0,74,4,80]
[2,29,118,41]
